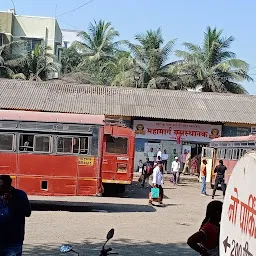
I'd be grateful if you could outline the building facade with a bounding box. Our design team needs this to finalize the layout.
[0,9,62,62]
[132,119,222,170]
[0,79,256,172]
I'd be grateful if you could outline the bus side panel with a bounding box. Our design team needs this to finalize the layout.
[17,154,77,195]
[18,154,77,176]
[223,159,237,184]
[77,179,98,196]
[0,153,18,187]
[77,156,101,196]
[77,126,103,196]
[17,176,76,196]
[211,159,237,185]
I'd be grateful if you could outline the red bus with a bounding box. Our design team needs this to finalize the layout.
[201,135,256,188]
[0,110,134,196]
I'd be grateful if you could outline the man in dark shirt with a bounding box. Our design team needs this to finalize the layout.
[212,160,227,199]
[0,175,31,256]
[141,158,153,188]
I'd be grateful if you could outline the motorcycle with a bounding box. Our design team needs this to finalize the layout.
[60,228,118,256]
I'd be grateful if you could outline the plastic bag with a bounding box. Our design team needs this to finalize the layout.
[151,187,160,199]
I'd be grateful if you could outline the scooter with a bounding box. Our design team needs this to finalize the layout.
[60,228,118,256]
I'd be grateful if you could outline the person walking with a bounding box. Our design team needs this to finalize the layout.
[212,160,227,199]
[187,200,223,256]
[171,156,180,185]
[0,175,31,256]
[201,159,207,196]
[147,148,155,166]
[183,151,191,174]
[149,162,164,205]
[161,149,168,173]
[141,158,152,188]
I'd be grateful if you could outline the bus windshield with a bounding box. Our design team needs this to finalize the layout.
[106,136,128,154]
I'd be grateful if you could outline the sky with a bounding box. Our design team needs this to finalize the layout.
[2,0,256,94]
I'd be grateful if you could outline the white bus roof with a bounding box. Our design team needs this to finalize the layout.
[211,135,256,142]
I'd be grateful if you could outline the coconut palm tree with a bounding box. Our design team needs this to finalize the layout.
[23,45,60,81]
[75,19,120,62]
[61,45,82,74]
[125,28,178,89]
[101,51,135,86]
[176,26,253,93]
[0,41,27,78]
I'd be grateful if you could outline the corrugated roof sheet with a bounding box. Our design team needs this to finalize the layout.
[0,79,256,124]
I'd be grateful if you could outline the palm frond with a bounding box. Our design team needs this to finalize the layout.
[160,39,176,64]
[224,81,248,94]
[183,42,202,53]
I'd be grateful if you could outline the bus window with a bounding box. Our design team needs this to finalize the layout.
[201,147,213,158]
[232,149,238,160]
[73,138,79,154]
[106,136,128,154]
[226,149,232,160]
[79,137,89,155]
[216,149,221,159]
[72,137,89,155]
[34,136,51,153]
[57,137,73,153]
[220,148,226,159]
[0,134,14,151]
[239,149,244,158]
[19,134,34,152]
[236,149,240,159]
[205,148,212,158]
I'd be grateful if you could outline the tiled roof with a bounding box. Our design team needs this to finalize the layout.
[0,79,256,124]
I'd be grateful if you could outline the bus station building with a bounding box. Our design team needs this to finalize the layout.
[0,79,256,170]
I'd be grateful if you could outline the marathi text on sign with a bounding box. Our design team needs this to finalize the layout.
[78,157,94,166]
[228,187,256,239]
[133,120,221,143]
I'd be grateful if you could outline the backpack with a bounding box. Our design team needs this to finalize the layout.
[146,165,152,175]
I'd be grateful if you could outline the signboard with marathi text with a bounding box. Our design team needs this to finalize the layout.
[133,120,221,143]
[78,157,94,166]
[220,152,256,255]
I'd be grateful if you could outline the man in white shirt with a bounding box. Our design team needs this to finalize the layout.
[171,156,180,185]
[161,149,168,173]
[157,148,162,160]
[149,162,164,204]
[147,148,155,165]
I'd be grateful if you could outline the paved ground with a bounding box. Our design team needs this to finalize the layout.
[23,178,222,256]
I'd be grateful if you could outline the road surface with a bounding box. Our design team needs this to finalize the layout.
[23,179,221,255]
